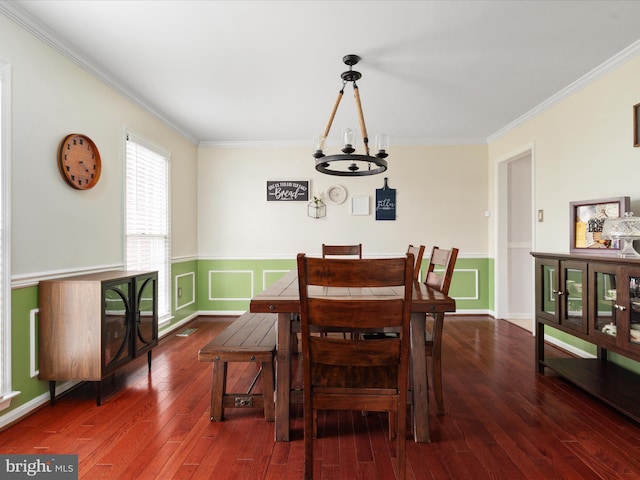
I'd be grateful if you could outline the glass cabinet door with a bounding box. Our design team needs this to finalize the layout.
[536,258,559,324]
[590,264,619,342]
[134,274,158,355]
[560,262,588,333]
[103,280,133,371]
[627,273,640,346]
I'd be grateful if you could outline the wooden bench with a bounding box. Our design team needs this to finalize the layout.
[198,312,277,422]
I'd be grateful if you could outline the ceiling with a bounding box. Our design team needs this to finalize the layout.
[4,0,640,146]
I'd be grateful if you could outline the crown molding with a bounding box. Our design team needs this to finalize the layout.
[0,2,199,145]
[198,137,488,148]
[488,38,640,143]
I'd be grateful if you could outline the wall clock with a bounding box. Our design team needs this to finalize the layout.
[57,134,102,190]
[326,185,347,204]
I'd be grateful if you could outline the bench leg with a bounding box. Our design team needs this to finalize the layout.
[261,358,275,422]
[210,361,227,421]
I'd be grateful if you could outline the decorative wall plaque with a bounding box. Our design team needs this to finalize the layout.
[266,180,309,201]
[375,177,396,220]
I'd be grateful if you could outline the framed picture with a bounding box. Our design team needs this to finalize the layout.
[350,195,369,215]
[570,196,630,255]
[266,180,309,202]
[635,102,640,147]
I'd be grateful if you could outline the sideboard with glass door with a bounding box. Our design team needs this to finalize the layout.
[39,270,158,405]
[533,252,640,422]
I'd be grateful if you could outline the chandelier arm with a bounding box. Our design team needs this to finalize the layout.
[322,87,345,139]
[352,84,370,155]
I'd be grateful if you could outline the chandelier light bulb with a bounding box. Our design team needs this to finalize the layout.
[312,134,325,158]
[375,133,389,158]
[342,128,355,154]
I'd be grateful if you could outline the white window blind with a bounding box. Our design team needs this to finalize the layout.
[125,135,170,321]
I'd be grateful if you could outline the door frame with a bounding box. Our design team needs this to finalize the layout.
[494,144,536,326]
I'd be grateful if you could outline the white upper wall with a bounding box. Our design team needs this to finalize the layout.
[0,14,198,278]
[198,144,489,258]
[488,55,640,255]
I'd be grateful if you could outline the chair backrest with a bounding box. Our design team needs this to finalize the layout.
[424,246,459,295]
[297,253,413,480]
[322,243,362,258]
[407,244,425,281]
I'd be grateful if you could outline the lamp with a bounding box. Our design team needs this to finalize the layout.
[602,212,640,257]
[312,54,388,177]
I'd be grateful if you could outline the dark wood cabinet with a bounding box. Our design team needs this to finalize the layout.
[533,252,640,422]
[39,270,158,405]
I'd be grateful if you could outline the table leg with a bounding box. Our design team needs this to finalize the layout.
[410,312,430,442]
[275,312,292,441]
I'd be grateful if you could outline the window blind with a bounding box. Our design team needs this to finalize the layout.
[125,136,170,320]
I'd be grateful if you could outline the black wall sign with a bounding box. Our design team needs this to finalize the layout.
[267,180,309,202]
[376,177,396,220]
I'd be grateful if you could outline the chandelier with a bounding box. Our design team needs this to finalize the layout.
[312,54,388,176]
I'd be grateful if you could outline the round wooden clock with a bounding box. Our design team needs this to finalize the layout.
[57,134,102,190]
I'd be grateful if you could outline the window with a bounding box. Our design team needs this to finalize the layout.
[125,133,171,323]
[0,62,17,410]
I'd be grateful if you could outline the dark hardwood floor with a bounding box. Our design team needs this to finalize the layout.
[1,315,640,479]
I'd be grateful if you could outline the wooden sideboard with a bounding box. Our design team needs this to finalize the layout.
[533,252,640,422]
[39,270,158,405]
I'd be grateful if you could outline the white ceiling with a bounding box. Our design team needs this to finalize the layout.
[4,0,640,146]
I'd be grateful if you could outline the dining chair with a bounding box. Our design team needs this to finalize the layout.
[424,245,459,415]
[407,244,425,281]
[321,243,362,258]
[297,253,413,480]
[321,243,363,340]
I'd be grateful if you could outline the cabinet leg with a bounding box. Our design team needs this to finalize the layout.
[147,350,152,372]
[95,381,102,407]
[49,381,56,406]
[535,321,545,374]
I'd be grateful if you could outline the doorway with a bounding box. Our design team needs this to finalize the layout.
[496,148,534,332]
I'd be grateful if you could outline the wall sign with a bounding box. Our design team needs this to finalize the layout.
[267,180,309,202]
[375,177,396,220]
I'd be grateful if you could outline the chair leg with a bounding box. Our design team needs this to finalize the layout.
[432,353,444,415]
[304,407,314,479]
[432,312,445,415]
[312,409,318,438]
[396,408,407,480]
[388,411,397,440]
[262,359,276,421]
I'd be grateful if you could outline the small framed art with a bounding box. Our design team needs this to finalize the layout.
[569,196,630,255]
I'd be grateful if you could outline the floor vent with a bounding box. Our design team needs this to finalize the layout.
[176,328,197,337]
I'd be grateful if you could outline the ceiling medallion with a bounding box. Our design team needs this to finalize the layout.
[312,54,388,177]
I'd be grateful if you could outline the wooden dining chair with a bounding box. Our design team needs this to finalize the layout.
[297,253,413,480]
[407,244,425,281]
[424,245,459,415]
[321,243,362,258]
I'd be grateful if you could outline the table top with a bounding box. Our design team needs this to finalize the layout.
[250,270,456,314]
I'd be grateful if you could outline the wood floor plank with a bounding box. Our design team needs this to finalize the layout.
[1,315,640,479]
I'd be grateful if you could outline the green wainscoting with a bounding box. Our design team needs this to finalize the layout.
[165,259,199,334]
[198,258,297,313]
[11,285,46,412]
[197,256,492,314]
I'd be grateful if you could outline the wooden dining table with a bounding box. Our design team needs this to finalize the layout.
[249,269,456,443]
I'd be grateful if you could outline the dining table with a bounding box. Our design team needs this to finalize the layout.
[249,269,456,443]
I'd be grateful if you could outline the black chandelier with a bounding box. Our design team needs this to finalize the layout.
[312,54,388,176]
